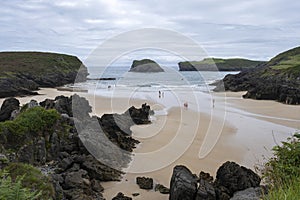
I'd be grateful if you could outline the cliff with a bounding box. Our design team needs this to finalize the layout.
[178,58,265,71]
[0,52,88,98]
[214,46,300,104]
[129,59,164,72]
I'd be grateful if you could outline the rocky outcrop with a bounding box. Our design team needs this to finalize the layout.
[112,192,132,200]
[169,165,198,200]
[0,52,88,98]
[0,95,152,200]
[169,162,262,200]
[129,59,164,72]
[136,177,154,190]
[214,47,300,104]
[155,184,170,194]
[0,97,20,122]
[214,161,261,198]
[179,58,264,71]
[230,187,263,200]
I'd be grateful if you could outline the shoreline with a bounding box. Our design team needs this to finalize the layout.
[0,87,299,199]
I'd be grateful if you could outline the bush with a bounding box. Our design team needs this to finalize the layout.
[0,107,60,150]
[262,133,300,199]
[0,171,41,200]
[2,163,54,199]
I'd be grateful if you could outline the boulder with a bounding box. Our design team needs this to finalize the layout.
[112,192,132,200]
[230,187,262,200]
[0,97,20,122]
[136,177,154,190]
[169,165,198,200]
[155,184,170,194]
[214,161,261,197]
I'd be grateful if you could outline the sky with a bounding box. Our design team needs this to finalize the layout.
[1,0,300,64]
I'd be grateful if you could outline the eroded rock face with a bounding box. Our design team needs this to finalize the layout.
[230,187,262,200]
[214,161,261,197]
[169,162,261,200]
[129,59,164,72]
[0,97,20,122]
[0,95,152,200]
[169,165,198,200]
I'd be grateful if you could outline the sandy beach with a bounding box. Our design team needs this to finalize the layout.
[1,88,298,199]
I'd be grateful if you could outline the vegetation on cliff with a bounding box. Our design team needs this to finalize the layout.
[262,133,300,199]
[0,52,88,98]
[0,163,54,199]
[216,46,300,104]
[129,59,164,72]
[178,58,265,71]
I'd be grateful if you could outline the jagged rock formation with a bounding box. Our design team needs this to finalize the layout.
[129,59,164,72]
[214,46,300,104]
[179,58,264,71]
[0,95,151,199]
[0,52,88,98]
[169,162,261,200]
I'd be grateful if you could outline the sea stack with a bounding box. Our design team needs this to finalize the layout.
[129,59,164,72]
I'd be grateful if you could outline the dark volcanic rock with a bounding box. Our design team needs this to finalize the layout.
[129,59,164,72]
[196,171,216,200]
[112,192,132,200]
[98,103,151,152]
[0,95,153,200]
[230,187,262,200]
[214,161,261,197]
[155,184,170,194]
[0,98,20,122]
[136,177,154,190]
[169,165,198,200]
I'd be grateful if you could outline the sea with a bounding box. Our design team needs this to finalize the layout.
[72,65,238,98]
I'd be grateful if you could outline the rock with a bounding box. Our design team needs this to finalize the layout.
[81,155,122,181]
[155,184,170,194]
[136,177,154,190]
[230,187,262,200]
[91,179,104,193]
[132,193,140,197]
[169,165,198,200]
[63,169,88,189]
[215,46,300,105]
[28,99,39,108]
[112,192,132,200]
[196,179,216,200]
[129,59,164,72]
[214,161,261,197]
[0,97,20,122]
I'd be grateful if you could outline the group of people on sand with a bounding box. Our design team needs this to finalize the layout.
[158,90,165,98]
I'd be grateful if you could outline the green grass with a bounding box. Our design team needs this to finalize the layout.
[179,57,265,71]
[264,176,300,200]
[0,51,83,76]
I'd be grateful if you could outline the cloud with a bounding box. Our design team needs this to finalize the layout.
[0,0,299,62]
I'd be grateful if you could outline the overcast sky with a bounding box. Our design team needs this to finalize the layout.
[1,0,300,63]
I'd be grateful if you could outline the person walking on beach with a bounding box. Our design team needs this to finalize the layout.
[184,102,188,109]
[159,90,161,98]
[212,98,215,108]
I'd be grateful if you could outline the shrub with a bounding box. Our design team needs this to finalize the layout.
[0,107,60,150]
[262,133,300,199]
[0,171,41,200]
[2,163,54,199]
